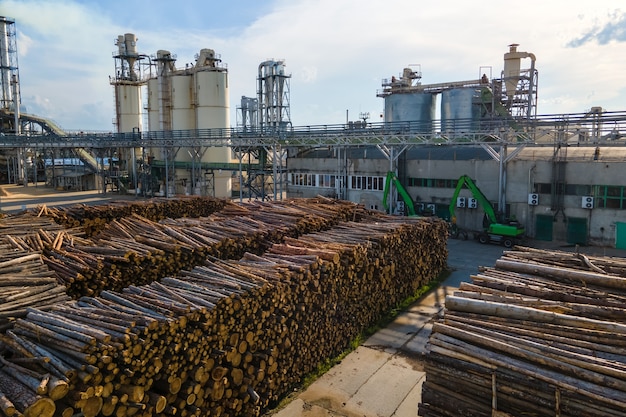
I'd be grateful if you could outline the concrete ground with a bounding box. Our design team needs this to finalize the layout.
[0,182,137,213]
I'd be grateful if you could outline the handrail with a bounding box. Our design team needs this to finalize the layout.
[1,111,625,149]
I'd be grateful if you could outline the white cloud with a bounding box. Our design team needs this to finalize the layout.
[4,0,626,130]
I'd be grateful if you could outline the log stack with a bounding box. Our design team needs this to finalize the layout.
[420,246,626,417]
[34,198,373,298]
[0,197,448,417]
[43,196,227,236]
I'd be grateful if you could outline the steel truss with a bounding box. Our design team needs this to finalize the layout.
[0,110,625,200]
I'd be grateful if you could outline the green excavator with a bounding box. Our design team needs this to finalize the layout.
[449,175,524,247]
[382,171,417,217]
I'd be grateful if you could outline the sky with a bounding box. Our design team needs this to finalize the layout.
[2,0,625,132]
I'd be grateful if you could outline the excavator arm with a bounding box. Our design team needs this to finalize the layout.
[449,175,498,225]
[382,171,416,216]
[449,175,524,244]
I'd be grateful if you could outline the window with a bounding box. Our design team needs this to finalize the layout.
[595,185,626,209]
[535,183,591,196]
[290,173,317,187]
[349,175,385,190]
[319,175,336,188]
[408,177,459,188]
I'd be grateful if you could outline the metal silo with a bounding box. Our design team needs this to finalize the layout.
[193,48,232,197]
[146,78,160,132]
[383,92,436,132]
[111,33,147,193]
[440,87,482,134]
[194,49,229,153]
[114,84,143,133]
[170,74,194,134]
[112,33,144,133]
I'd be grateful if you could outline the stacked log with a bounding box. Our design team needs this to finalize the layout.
[0,215,448,417]
[420,246,626,417]
[0,248,71,332]
[34,198,373,298]
[42,196,227,236]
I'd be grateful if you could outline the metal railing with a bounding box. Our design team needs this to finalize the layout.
[1,111,624,149]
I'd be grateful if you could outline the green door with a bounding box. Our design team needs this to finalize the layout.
[616,222,626,249]
[535,215,553,241]
[567,217,588,245]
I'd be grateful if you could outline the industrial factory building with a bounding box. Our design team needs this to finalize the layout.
[287,144,626,247]
[285,45,626,248]
[1,17,625,248]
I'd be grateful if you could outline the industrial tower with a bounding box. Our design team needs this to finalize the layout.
[0,16,20,134]
[110,33,148,193]
[257,60,291,132]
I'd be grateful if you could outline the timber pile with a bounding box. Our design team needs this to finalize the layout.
[0,248,70,332]
[28,198,371,298]
[420,246,626,417]
[42,196,227,236]
[0,211,83,239]
[0,213,79,332]
[0,215,448,417]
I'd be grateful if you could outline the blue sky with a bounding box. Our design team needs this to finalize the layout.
[2,0,625,131]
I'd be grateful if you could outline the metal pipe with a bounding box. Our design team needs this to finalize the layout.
[164,147,169,198]
[498,145,507,218]
[273,145,277,201]
[12,74,19,134]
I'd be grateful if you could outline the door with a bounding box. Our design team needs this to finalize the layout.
[567,217,588,245]
[616,222,626,249]
[535,215,553,241]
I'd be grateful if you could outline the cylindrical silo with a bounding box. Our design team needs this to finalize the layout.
[384,92,436,133]
[170,73,195,163]
[146,78,160,132]
[440,87,482,134]
[115,84,142,133]
[195,70,229,159]
[193,49,232,198]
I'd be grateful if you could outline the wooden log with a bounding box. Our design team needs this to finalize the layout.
[0,369,55,417]
[0,388,16,417]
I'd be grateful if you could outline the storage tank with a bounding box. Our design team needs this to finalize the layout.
[384,92,435,133]
[115,84,142,133]
[193,49,232,197]
[146,78,160,132]
[440,87,482,134]
[170,74,195,141]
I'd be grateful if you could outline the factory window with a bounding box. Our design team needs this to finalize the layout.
[535,183,552,194]
[351,176,363,189]
[535,183,591,196]
[595,185,626,209]
[290,173,317,187]
[349,175,384,191]
[319,174,336,188]
[566,184,592,196]
[408,178,459,188]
